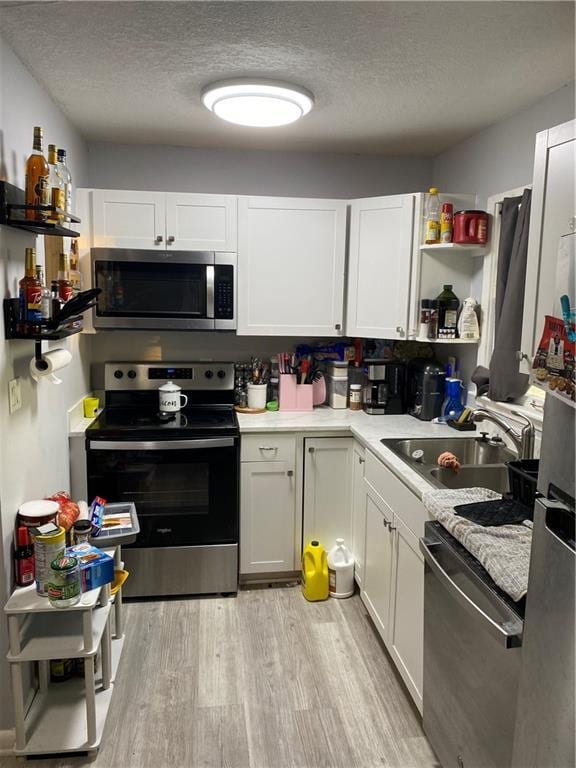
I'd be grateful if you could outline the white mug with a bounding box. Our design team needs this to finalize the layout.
[159,381,188,413]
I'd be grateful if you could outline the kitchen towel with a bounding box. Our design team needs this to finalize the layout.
[30,348,72,384]
[422,487,532,601]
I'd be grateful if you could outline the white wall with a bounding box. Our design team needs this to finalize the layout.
[0,34,89,731]
[433,83,575,208]
[87,142,433,199]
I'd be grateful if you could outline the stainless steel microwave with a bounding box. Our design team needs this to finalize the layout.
[91,249,236,331]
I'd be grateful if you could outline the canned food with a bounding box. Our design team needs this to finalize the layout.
[33,526,65,596]
[48,556,81,608]
[18,499,59,529]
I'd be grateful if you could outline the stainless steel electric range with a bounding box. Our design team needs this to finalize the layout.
[85,362,239,598]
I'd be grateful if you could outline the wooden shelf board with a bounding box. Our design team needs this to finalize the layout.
[12,678,113,756]
[7,603,111,662]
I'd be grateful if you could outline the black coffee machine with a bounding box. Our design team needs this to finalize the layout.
[407,359,446,421]
[363,360,406,415]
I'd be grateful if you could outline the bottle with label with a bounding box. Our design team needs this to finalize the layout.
[436,284,460,339]
[35,265,52,322]
[427,299,438,339]
[57,252,73,303]
[424,187,441,244]
[69,241,82,294]
[47,144,64,223]
[57,148,72,216]
[440,203,454,243]
[19,247,42,333]
[51,280,61,321]
[25,126,49,221]
[14,526,35,587]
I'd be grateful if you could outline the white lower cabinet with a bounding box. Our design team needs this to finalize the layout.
[389,515,424,711]
[240,461,296,574]
[361,450,426,713]
[361,484,394,642]
[303,437,354,550]
[351,442,366,586]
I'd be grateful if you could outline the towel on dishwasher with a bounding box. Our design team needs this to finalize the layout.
[422,487,532,602]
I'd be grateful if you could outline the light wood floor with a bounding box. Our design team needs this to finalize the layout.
[0,587,439,768]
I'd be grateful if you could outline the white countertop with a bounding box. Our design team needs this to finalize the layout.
[237,408,469,498]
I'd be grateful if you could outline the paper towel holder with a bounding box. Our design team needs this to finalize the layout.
[3,298,84,365]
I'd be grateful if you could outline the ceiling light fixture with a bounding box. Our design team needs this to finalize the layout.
[201,79,314,128]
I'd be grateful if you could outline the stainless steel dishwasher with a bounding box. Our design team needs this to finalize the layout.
[420,523,524,768]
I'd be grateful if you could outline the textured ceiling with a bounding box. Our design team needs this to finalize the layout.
[0,1,574,155]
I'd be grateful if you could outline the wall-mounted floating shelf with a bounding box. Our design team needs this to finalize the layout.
[3,298,83,361]
[0,181,81,238]
[413,337,480,345]
[419,243,486,256]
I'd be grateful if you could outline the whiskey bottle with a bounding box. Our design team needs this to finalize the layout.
[19,247,42,333]
[47,144,64,223]
[25,127,49,221]
[57,252,73,303]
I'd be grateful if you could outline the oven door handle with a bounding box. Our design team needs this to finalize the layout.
[88,438,235,451]
[420,538,523,649]
[206,265,215,319]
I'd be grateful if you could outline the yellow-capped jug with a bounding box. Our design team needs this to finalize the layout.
[302,540,329,601]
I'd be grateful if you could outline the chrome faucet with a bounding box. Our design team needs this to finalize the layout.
[470,408,535,460]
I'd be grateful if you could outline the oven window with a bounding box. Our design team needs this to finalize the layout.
[95,261,207,317]
[87,445,238,546]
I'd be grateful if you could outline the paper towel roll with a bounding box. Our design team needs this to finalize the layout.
[30,348,72,384]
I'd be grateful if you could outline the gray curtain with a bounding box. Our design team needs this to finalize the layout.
[488,188,532,401]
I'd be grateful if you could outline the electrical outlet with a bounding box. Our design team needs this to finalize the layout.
[8,377,22,414]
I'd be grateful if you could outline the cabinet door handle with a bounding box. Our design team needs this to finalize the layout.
[258,446,277,451]
[308,446,315,454]
[286,470,294,477]
[388,525,397,532]
[155,235,163,244]
[335,323,341,331]
[382,519,390,528]
[516,351,530,362]
[359,457,365,464]
[167,235,175,244]
[396,326,404,336]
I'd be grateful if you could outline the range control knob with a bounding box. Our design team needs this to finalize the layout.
[114,369,124,379]
[127,370,137,379]
[217,369,227,380]
[204,370,214,379]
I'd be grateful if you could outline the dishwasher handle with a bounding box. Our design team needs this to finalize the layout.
[420,537,523,649]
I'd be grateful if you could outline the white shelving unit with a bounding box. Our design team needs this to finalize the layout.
[413,337,479,345]
[4,546,125,757]
[419,243,487,256]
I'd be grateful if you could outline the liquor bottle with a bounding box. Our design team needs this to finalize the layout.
[47,144,64,223]
[18,247,42,333]
[57,252,73,303]
[35,265,52,322]
[57,148,72,216]
[51,279,61,321]
[14,527,35,587]
[25,127,50,221]
[69,240,82,294]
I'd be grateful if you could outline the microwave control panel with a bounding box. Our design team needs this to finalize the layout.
[215,265,234,320]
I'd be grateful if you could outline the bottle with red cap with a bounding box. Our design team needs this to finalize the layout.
[14,526,35,587]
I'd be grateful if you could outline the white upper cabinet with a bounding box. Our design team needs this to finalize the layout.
[237,196,347,336]
[165,193,237,251]
[346,195,415,339]
[520,119,576,373]
[91,190,166,249]
[91,190,237,251]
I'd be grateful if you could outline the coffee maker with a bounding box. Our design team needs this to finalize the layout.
[407,359,446,421]
[363,360,406,415]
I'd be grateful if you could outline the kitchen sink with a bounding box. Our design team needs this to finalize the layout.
[381,436,515,494]
[429,465,510,494]
[382,437,515,466]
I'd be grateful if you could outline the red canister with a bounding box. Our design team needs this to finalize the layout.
[453,210,489,244]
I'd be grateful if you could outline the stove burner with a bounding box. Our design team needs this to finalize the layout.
[157,412,177,423]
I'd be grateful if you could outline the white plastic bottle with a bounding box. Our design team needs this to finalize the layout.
[327,538,354,599]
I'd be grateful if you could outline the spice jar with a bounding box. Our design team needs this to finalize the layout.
[48,556,81,608]
[349,384,363,411]
[72,519,92,545]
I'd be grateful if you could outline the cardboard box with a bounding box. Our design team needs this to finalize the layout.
[66,543,114,591]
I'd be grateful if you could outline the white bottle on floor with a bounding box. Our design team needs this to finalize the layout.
[327,538,354,599]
